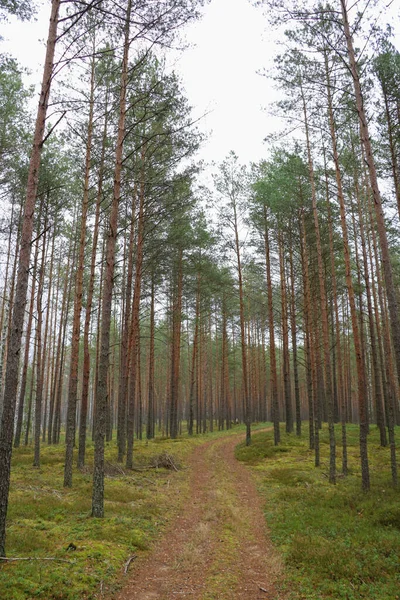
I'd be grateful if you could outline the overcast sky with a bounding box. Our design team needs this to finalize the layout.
[0,0,281,166]
[0,0,399,168]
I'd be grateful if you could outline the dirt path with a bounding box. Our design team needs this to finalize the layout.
[113,433,285,600]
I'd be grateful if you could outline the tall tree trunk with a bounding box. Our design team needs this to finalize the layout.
[264,207,280,445]
[325,51,369,489]
[288,231,301,436]
[188,273,200,436]
[341,0,400,392]
[41,224,56,443]
[146,277,155,440]
[279,230,293,434]
[126,149,146,468]
[64,51,95,487]
[299,210,314,450]
[233,201,250,445]
[92,0,132,518]
[301,80,335,483]
[14,238,39,448]
[169,249,183,439]
[78,91,108,469]
[0,0,60,556]
[33,209,48,468]
[118,180,137,462]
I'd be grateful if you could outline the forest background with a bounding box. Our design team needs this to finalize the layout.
[0,0,400,597]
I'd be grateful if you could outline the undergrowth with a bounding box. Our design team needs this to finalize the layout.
[236,424,400,600]
[1,423,263,600]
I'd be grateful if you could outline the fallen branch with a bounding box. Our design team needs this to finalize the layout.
[105,461,127,476]
[124,554,137,574]
[151,452,179,471]
[0,557,73,563]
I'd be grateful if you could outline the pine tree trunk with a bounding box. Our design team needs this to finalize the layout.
[279,231,293,434]
[78,94,107,468]
[288,232,301,436]
[64,52,95,487]
[341,0,400,392]
[53,234,76,445]
[0,0,60,556]
[233,201,250,445]
[146,277,155,440]
[325,52,369,489]
[41,225,55,443]
[301,81,335,482]
[14,238,39,448]
[33,211,48,468]
[188,274,200,436]
[169,249,183,439]
[126,151,146,468]
[92,0,132,517]
[299,211,314,449]
[264,207,280,445]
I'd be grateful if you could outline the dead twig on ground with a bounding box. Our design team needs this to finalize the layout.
[124,554,137,574]
[151,452,179,471]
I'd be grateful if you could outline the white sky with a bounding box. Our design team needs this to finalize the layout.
[169,0,281,164]
[0,0,281,167]
[0,0,399,168]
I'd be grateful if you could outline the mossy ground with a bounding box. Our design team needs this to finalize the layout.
[1,424,262,600]
[235,424,400,600]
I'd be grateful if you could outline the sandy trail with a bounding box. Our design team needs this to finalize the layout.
[112,432,285,600]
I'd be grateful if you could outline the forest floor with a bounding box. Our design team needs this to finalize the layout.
[2,424,400,600]
[111,430,285,600]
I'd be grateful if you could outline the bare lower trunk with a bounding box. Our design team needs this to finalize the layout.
[64,51,95,487]
[146,278,155,440]
[92,0,132,518]
[78,103,107,469]
[264,208,279,445]
[169,249,183,440]
[0,0,60,557]
[341,0,400,393]
[325,50,369,489]
[14,238,39,448]
[279,231,293,434]
[302,81,335,482]
[188,274,200,436]
[33,207,48,468]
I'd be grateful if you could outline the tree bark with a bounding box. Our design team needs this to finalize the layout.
[64,51,95,487]
[341,0,400,392]
[301,80,335,482]
[325,50,369,489]
[92,0,132,517]
[264,207,280,445]
[0,0,60,556]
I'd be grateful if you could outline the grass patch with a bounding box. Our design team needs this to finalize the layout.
[236,424,400,599]
[2,423,259,600]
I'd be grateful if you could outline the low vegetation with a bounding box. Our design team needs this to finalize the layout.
[236,424,400,600]
[2,423,400,599]
[0,424,256,600]
[1,434,200,600]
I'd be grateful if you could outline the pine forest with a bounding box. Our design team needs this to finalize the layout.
[0,0,400,598]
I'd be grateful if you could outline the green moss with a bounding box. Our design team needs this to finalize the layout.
[2,425,263,600]
[236,424,400,600]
